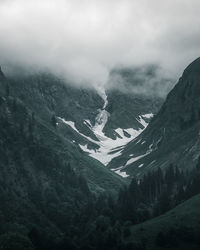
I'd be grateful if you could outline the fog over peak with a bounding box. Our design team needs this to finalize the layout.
[0,0,200,92]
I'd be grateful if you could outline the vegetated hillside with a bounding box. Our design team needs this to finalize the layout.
[131,193,200,249]
[0,69,128,245]
[108,57,200,177]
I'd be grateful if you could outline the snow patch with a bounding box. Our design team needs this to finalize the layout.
[115,169,129,178]
[78,126,140,166]
[126,152,150,166]
[142,113,154,119]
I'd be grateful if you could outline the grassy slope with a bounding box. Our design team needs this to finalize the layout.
[130,194,200,249]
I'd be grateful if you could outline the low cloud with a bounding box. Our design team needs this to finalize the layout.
[0,0,200,92]
[107,65,175,98]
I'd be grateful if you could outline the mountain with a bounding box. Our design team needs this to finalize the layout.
[0,70,131,243]
[5,71,162,170]
[63,67,163,169]
[107,58,200,177]
[104,88,162,138]
[0,67,163,249]
[8,68,163,171]
[1,60,200,250]
[1,72,127,192]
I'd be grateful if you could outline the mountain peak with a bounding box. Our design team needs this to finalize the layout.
[183,57,200,77]
[107,58,200,176]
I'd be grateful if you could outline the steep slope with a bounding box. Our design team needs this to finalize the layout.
[104,65,168,139]
[9,73,103,142]
[104,89,160,138]
[108,58,200,177]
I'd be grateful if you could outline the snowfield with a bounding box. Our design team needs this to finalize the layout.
[59,90,153,177]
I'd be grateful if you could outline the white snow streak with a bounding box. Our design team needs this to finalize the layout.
[126,152,149,166]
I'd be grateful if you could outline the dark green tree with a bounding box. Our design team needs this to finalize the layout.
[155,231,167,247]
[5,83,10,98]
[51,114,57,128]
[12,98,17,112]
[0,232,34,250]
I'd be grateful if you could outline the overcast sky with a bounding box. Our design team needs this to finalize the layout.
[0,0,200,89]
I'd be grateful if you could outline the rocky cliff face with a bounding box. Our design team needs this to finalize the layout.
[107,58,200,177]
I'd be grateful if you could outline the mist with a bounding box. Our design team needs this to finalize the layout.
[107,65,175,98]
[0,0,200,93]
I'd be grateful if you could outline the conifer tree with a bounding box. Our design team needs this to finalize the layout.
[5,83,10,98]
[51,114,57,128]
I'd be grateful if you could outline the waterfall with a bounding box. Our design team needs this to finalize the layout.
[93,89,109,140]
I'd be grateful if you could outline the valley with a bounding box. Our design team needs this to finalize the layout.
[1,1,200,249]
[1,58,200,250]
[108,58,200,178]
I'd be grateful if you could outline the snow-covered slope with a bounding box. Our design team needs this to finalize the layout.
[59,88,154,177]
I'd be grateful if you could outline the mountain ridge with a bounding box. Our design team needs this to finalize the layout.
[107,57,200,177]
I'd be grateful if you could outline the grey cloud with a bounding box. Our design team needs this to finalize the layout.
[0,0,200,93]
